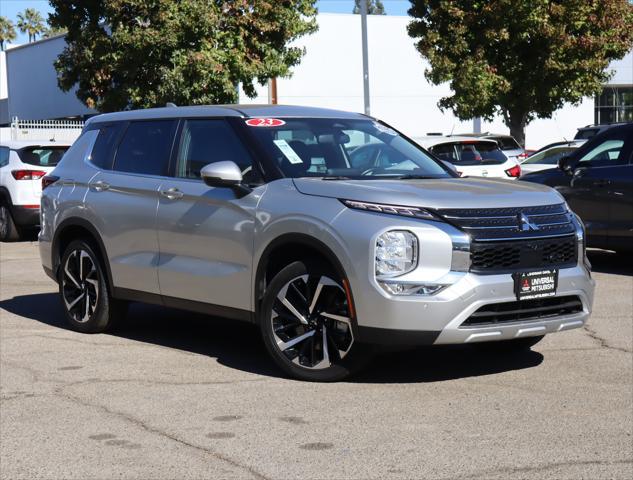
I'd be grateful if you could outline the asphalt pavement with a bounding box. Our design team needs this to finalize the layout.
[1,241,631,479]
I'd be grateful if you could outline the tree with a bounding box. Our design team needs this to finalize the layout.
[16,8,46,43]
[49,0,318,111]
[353,0,386,15]
[0,16,17,50]
[43,24,66,39]
[408,0,633,146]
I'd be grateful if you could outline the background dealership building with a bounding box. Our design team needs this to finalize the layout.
[1,13,631,149]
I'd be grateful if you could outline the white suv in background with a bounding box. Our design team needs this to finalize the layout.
[414,136,521,179]
[0,140,70,241]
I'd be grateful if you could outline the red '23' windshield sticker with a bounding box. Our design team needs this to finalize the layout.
[245,118,286,127]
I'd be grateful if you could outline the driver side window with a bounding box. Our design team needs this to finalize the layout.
[578,138,626,167]
[176,119,260,183]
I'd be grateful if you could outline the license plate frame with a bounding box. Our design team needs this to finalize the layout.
[514,269,558,300]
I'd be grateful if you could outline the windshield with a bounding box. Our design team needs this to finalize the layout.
[246,118,451,179]
[523,146,576,165]
[17,146,68,167]
[430,141,507,166]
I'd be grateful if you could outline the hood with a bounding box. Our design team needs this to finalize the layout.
[292,177,563,210]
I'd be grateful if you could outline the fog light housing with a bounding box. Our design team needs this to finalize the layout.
[379,282,446,296]
[375,230,417,278]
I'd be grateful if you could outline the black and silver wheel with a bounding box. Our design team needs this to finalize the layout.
[0,204,20,242]
[260,261,370,381]
[59,239,124,333]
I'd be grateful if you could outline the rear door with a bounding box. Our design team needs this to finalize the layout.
[563,129,631,247]
[155,118,263,313]
[606,138,633,251]
[85,120,177,295]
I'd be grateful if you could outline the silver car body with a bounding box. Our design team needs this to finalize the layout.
[39,105,594,346]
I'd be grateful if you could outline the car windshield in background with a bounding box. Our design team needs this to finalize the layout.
[431,141,507,166]
[488,136,521,150]
[246,118,451,179]
[574,129,599,140]
[523,147,575,165]
[17,147,68,167]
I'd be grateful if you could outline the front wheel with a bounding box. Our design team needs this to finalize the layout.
[259,261,370,381]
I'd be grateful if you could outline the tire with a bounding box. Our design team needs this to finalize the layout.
[473,335,545,353]
[0,204,21,242]
[259,260,370,382]
[58,239,126,333]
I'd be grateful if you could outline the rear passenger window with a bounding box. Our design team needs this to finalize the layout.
[176,119,260,183]
[0,147,9,167]
[114,120,176,176]
[89,123,124,170]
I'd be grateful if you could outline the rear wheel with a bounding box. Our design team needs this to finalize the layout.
[0,205,21,242]
[59,239,125,333]
[259,261,370,381]
[473,335,545,353]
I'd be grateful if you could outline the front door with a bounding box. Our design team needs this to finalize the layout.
[156,119,264,313]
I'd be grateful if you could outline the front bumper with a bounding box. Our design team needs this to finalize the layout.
[354,265,594,345]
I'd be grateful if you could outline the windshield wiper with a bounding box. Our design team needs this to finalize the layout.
[321,176,352,181]
[386,174,438,180]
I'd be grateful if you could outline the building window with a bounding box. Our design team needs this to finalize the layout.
[595,86,633,124]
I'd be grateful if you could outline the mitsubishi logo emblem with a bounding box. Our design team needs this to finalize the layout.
[519,212,540,231]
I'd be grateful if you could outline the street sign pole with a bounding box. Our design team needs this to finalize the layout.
[360,1,371,116]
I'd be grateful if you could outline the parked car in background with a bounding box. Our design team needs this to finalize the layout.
[522,123,633,254]
[574,122,630,140]
[454,133,527,161]
[520,140,585,175]
[39,105,593,381]
[0,140,70,241]
[414,136,521,179]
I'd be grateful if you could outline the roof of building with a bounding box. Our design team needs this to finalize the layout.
[86,104,368,126]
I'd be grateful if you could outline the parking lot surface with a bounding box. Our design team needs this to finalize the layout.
[1,242,632,479]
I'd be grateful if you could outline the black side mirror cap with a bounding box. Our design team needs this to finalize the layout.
[558,156,574,174]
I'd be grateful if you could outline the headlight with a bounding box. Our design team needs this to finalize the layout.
[341,199,436,220]
[375,230,417,278]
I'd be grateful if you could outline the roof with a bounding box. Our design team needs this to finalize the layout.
[0,140,72,149]
[86,104,367,127]
[413,135,499,147]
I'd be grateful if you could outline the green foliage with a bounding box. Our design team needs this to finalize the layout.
[16,8,46,43]
[353,0,386,14]
[49,0,318,112]
[408,0,633,144]
[0,16,17,50]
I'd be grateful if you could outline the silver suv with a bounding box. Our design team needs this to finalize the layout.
[39,105,595,381]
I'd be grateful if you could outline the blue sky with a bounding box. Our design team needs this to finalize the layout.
[1,1,411,44]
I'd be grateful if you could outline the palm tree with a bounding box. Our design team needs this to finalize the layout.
[17,8,46,43]
[0,16,17,50]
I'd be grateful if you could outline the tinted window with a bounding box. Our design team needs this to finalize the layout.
[0,147,9,167]
[489,136,520,150]
[114,120,176,176]
[89,123,124,169]
[574,128,600,140]
[523,147,575,165]
[431,142,506,166]
[175,119,259,183]
[16,146,68,167]
[578,138,627,167]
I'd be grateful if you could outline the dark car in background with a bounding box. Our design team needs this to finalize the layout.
[521,123,633,254]
[574,122,630,140]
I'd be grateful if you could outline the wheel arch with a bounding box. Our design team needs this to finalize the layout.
[52,218,114,291]
[254,233,356,322]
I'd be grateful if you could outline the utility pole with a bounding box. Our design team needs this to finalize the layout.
[360,1,370,116]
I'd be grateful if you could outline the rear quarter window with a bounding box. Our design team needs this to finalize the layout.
[88,123,125,170]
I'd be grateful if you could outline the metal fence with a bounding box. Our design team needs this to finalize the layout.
[10,117,84,143]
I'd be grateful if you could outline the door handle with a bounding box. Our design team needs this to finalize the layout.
[90,180,110,192]
[160,187,184,200]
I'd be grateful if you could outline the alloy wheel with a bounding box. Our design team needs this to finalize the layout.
[271,274,354,370]
[61,249,100,323]
[0,206,8,238]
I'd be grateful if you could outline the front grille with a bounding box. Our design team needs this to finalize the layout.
[461,295,583,326]
[470,235,577,273]
[437,204,575,241]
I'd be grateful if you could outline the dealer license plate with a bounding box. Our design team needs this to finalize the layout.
[514,270,558,300]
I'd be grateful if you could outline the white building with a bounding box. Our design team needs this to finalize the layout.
[2,13,632,149]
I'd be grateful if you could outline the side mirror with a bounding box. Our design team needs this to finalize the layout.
[200,161,251,195]
[558,156,574,174]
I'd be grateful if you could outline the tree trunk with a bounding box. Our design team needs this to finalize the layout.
[507,110,527,148]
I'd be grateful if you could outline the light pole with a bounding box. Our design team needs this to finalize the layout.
[360,1,370,116]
